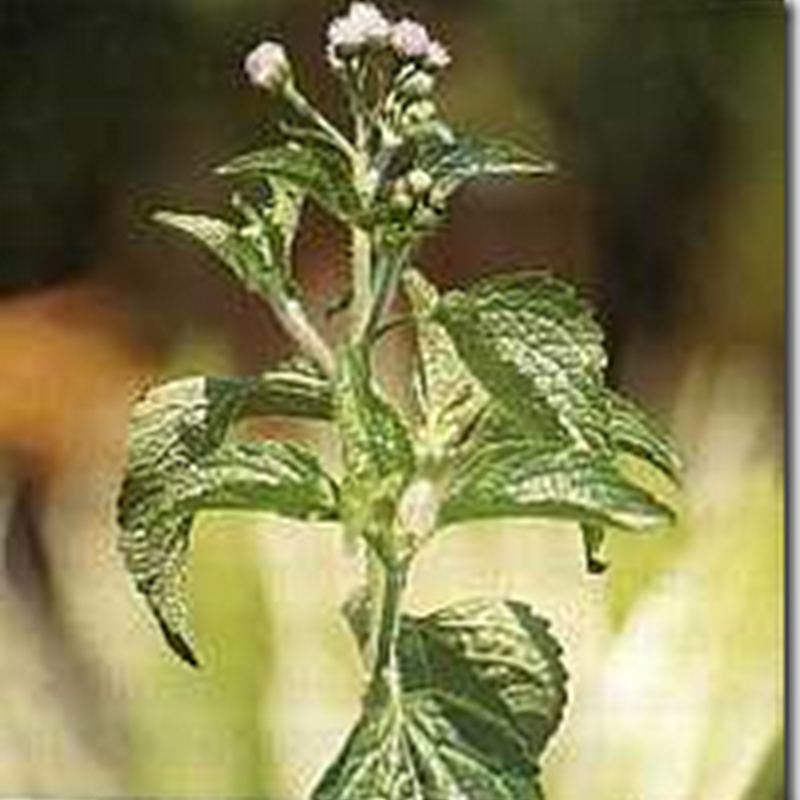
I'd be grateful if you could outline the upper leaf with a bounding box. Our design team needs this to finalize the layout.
[403,269,487,454]
[154,211,272,295]
[336,349,415,556]
[312,598,567,800]
[433,271,609,449]
[217,140,361,224]
[117,371,336,664]
[439,442,675,531]
[417,134,555,200]
[155,179,306,298]
[380,133,554,205]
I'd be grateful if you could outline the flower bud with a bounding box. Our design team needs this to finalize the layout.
[402,99,437,126]
[397,69,435,100]
[244,41,292,92]
[390,185,414,213]
[406,168,434,197]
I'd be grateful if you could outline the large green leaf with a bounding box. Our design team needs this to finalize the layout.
[439,442,675,531]
[118,373,336,665]
[312,598,567,800]
[433,271,609,449]
[336,349,415,556]
[217,140,361,223]
[403,269,487,453]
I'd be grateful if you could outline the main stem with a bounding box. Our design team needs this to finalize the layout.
[371,556,407,686]
[350,98,373,344]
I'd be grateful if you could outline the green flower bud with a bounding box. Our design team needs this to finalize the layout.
[406,168,434,197]
[403,99,437,125]
[390,185,415,213]
[398,69,436,99]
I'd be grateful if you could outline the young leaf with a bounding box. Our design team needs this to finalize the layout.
[313,599,567,800]
[438,442,675,531]
[433,271,610,449]
[403,269,487,452]
[217,140,361,224]
[336,349,415,555]
[154,211,273,295]
[117,375,336,665]
[424,134,553,193]
[606,389,682,482]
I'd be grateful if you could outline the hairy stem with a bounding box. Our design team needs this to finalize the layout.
[371,559,407,684]
[284,84,357,160]
[361,247,408,342]
[270,296,336,376]
[351,223,373,342]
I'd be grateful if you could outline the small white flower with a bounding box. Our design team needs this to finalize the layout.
[390,19,431,59]
[390,18,451,69]
[244,41,291,91]
[327,2,391,64]
[426,40,451,69]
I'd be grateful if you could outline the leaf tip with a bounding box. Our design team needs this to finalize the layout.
[156,615,201,668]
[152,210,182,229]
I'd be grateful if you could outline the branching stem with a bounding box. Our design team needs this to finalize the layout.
[270,295,336,377]
[284,83,357,161]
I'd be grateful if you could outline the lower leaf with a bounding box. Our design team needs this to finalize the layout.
[312,599,567,800]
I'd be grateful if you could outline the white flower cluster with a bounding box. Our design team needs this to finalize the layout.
[390,18,450,68]
[326,2,450,70]
[327,2,391,59]
[244,41,292,91]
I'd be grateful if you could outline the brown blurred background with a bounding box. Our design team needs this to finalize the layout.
[0,0,784,798]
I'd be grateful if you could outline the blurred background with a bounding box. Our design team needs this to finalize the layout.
[0,0,784,798]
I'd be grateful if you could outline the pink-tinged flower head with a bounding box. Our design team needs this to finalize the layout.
[327,2,391,63]
[244,41,291,91]
[390,19,431,59]
[426,40,451,69]
[390,18,451,69]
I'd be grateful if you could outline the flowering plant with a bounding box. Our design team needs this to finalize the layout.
[116,5,680,798]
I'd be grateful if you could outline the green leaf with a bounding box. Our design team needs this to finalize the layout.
[439,442,675,531]
[336,349,415,555]
[418,134,554,201]
[154,211,274,295]
[169,440,336,520]
[313,599,567,800]
[606,389,682,482]
[403,269,487,452]
[217,140,361,223]
[117,374,336,665]
[244,358,334,420]
[434,271,609,449]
